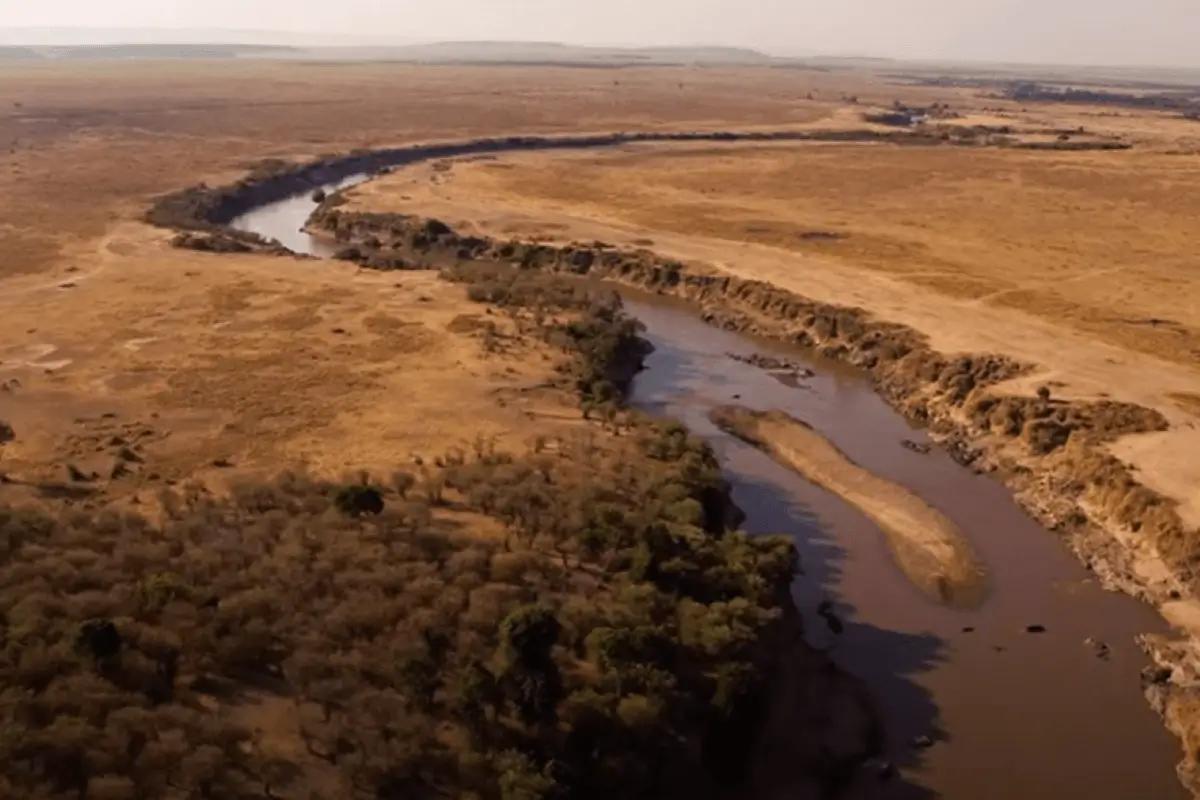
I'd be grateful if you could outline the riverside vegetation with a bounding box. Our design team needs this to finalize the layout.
[298,185,1200,789]
[140,133,1200,791]
[0,262,885,799]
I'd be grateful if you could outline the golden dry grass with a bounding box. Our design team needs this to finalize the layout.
[374,142,1200,366]
[0,61,845,490]
[2,59,1199,515]
[338,124,1200,527]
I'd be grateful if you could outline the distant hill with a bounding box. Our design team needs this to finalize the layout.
[0,46,42,59]
[371,41,775,65]
[0,37,777,65]
[0,43,299,61]
[45,43,299,59]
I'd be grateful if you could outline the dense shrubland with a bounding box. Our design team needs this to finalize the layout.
[0,266,805,799]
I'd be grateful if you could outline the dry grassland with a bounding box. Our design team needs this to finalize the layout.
[0,61,846,485]
[3,60,1200,796]
[343,122,1200,530]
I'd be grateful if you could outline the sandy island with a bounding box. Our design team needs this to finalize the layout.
[711,405,988,606]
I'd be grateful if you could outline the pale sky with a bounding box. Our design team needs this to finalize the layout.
[3,0,1199,67]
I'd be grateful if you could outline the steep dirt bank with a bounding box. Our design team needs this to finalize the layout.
[710,405,987,607]
[312,205,1180,591]
[305,202,1200,793]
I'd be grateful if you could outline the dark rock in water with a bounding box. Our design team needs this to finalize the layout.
[726,350,815,378]
[901,439,932,454]
[911,735,934,749]
[1025,624,1047,634]
[961,626,975,633]
[1091,641,1111,660]
[311,188,327,202]
[876,761,897,781]
[732,394,742,400]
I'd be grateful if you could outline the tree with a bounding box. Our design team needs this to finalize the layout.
[500,606,564,726]
[334,484,385,516]
[500,605,560,669]
[495,751,561,800]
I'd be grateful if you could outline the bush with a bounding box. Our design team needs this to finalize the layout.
[333,483,385,516]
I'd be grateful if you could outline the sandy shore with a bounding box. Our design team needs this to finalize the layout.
[711,405,988,607]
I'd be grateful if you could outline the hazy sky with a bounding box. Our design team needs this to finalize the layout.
[4,0,1199,67]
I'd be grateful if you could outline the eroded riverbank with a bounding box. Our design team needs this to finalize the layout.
[144,136,1195,797]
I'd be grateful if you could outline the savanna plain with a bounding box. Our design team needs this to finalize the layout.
[2,59,1200,800]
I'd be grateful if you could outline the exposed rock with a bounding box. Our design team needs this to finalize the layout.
[1085,637,1112,660]
[727,351,816,378]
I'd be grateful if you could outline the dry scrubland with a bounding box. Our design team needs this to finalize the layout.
[2,59,1200,796]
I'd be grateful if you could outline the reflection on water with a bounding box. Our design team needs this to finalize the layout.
[229,174,367,256]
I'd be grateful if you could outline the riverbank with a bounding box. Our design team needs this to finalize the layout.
[139,135,1200,794]
[286,159,1199,791]
[710,404,987,607]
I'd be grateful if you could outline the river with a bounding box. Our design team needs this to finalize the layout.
[231,175,1186,800]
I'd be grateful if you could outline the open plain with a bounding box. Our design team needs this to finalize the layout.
[2,58,1200,799]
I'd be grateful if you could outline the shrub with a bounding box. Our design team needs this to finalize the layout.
[333,483,385,516]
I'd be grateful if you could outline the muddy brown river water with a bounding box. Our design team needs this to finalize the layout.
[232,180,1186,799]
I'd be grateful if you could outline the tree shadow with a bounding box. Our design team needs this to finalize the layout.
[732,472,948,799]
